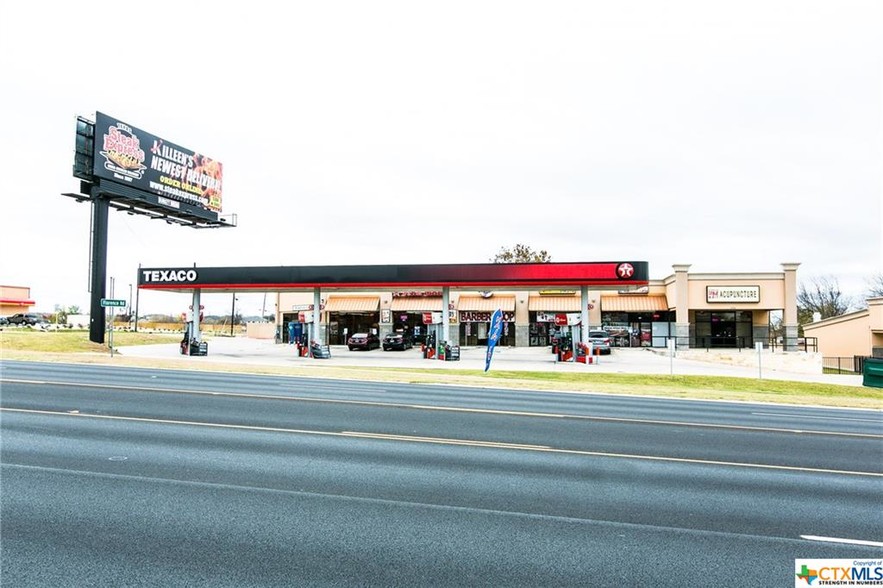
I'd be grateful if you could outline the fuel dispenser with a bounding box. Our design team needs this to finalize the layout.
[421,312,443,359]
[180,318,208,356]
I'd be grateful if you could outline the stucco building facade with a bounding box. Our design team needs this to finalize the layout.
[803,297,883,359]
[275,263,802,350]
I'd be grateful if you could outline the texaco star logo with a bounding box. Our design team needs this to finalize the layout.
[616,263,635,279]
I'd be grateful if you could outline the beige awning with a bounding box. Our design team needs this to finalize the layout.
[528,295,581,312]
[390,297,443,311]
[323,295,380,312]
[457,295,516,312]
[601,295,669,312]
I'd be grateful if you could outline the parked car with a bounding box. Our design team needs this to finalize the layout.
[0,316,8,326]
[382,332,413,351]
[347,332,380,351]
[586,330,612,354]
[7,313,47,326]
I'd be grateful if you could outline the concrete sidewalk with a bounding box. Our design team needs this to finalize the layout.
[117,337,864,387]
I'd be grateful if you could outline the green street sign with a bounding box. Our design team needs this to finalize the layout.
[100,298,127,308]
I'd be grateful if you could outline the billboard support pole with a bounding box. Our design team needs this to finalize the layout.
[88,189,109,344]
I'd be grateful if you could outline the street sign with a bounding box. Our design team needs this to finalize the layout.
[100,298,127,307]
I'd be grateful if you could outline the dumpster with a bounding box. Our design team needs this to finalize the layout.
[863,357,883,388]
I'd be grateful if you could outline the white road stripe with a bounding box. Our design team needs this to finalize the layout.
[752,412,882,423]
[3,407,882,478]
[800,535,883,547]
[3,379,880,439]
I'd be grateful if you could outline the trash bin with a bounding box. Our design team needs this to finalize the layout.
[311,343,331,359]
[863,357,883,388]
[188,340,208,356]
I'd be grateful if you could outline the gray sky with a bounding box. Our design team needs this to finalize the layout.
[1,0,880,317]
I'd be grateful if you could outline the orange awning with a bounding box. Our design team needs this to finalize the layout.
[528,295,581,312]
[601,295,669,312]
[323,295,380,312]
[456,295,516,312]
[390,297,443,311]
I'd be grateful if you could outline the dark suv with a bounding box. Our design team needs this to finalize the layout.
[8,313,47,326]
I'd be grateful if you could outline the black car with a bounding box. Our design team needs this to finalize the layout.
[382,332,413,351]
[0,316,8,326]
[347,332,380,351]
[7,313,47,326]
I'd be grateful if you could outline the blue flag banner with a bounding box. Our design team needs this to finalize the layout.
[485,308,504,372]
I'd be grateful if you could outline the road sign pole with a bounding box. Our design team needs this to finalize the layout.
[109,277,114,358]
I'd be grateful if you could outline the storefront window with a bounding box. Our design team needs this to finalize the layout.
[600,311,673,348]
[692,311,754,348]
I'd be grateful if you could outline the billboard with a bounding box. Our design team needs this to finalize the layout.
[93,112,223,214]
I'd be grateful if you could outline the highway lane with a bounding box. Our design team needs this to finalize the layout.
[2,361,882,586]
[2,360,881,436]
[2,365,881,474]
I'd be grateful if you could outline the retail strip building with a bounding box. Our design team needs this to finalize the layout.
[139,261,802,350]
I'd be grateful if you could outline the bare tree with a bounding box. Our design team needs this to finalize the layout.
[866,274,883,298]
[797,275,853,325]
[491,244,552,263]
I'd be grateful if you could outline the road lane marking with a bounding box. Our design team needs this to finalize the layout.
[752,412,882,423]
[3,379,881,439]
[4,460,876,550]
[800,535,883,547]
[3,407,882,478]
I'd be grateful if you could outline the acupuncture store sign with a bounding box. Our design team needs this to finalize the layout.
[706,286,760,303]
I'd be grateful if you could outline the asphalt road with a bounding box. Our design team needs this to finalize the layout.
[1,360,881,587]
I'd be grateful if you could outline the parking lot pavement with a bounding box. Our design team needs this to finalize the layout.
[116,337,864,387]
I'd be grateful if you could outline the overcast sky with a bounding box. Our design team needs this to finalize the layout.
[1,0,880,317]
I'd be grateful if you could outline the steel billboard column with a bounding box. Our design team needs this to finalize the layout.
[88,192,109,344]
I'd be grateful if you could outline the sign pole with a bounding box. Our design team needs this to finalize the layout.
[669,337,675,376]
[109,277,115,358]
[756,341,763,379]
[134,263,141,333]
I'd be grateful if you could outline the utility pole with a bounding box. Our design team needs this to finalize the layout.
[230,293,236,336]
[134,264,141,333]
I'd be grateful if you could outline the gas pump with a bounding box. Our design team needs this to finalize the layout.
[179,317,208,356]
[421,312,443,359]
[180,321,192,355]
[424,330,437,359]
[288,320,296,345]
[289,321,306,356]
